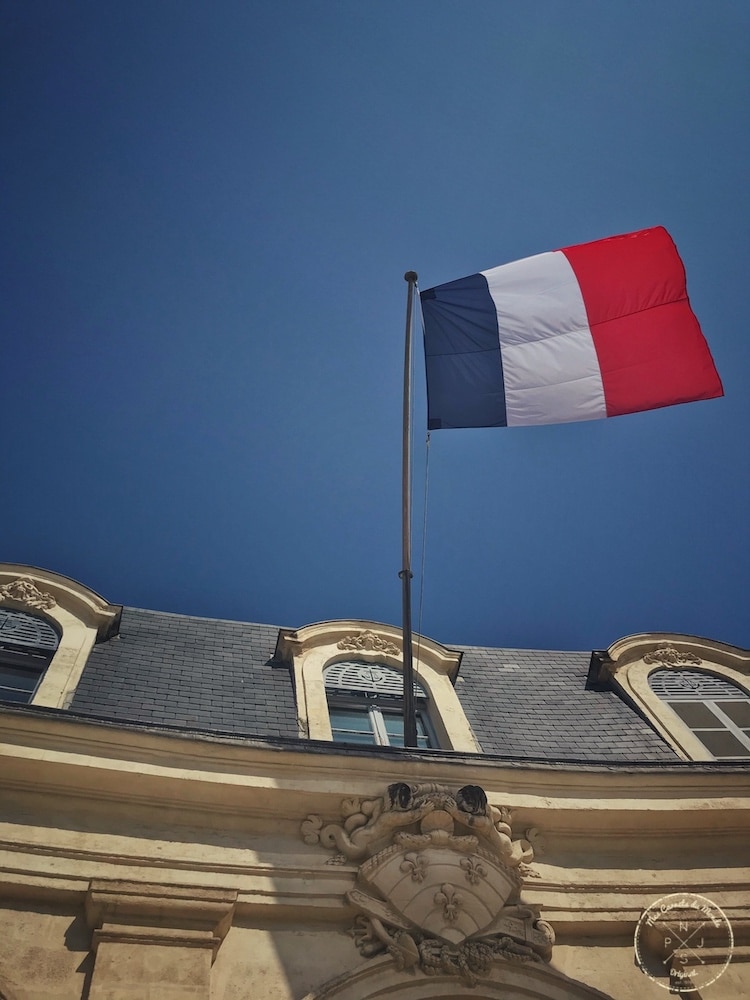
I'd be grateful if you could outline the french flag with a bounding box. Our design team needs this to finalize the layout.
[420,227,723,429]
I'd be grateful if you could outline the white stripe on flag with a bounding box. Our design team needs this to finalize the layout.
[481,251,607,426]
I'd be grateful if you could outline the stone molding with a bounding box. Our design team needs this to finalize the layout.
[1,708,748,839]
[0,713,746,999]
[302,782,551,986]
[606,633,749,673]
[85,880,237,961]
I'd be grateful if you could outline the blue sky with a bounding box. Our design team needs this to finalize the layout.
[3,1,749,651]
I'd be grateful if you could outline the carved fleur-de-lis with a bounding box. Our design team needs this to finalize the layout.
[460,856,487,885]
[400,852,428,882]
[434,883,462,922]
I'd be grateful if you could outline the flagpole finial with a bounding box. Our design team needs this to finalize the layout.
[404,270,418,283]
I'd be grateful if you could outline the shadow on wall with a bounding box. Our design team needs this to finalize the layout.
[0,902,92,1000]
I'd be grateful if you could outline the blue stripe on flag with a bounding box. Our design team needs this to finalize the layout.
[421,273,507,429]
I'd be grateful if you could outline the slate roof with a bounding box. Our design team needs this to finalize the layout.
[456,645,678,762]
[67,606,680,763]
[71,607,298,739]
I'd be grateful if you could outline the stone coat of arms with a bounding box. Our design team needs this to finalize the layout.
[301,782,553,986]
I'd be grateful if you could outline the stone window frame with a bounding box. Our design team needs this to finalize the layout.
[0,565,121,710]
[601,632,750,761]
[274,620,482,752]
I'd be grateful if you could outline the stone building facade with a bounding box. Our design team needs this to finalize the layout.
[0,563,748,999]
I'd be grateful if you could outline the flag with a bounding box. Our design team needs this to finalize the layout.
[420,226,723,429]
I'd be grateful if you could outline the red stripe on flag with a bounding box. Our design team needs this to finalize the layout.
[582,301,722,416]
[560,227,723,416]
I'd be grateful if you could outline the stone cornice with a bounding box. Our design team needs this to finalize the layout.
[1,708,748,836]
[1,710,748,953]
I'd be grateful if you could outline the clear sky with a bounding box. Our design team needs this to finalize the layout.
[3,1,748,651]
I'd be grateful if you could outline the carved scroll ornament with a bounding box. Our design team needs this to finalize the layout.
[301,782,552,986]
[643,646,702,667]
[336,630,400,656]
[0,578,56,611]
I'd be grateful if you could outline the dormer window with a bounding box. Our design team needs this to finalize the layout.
[0,565,121,709]
[275,620,481,752]
[592,633,750,761]
[324,660,433,748]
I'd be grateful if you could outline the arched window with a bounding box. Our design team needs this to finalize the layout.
[324,660,434,748]
[649,669,750,760]
[0,608,60,704]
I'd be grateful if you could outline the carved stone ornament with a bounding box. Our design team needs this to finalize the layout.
[301,782,553,986]
[0,578,56,611]
[336,630,400,656]
[643,645,702,667]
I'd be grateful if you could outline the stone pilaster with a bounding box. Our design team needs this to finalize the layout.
[85,880,236,1000]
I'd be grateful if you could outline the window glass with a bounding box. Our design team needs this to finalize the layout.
[324,660,434,748]
[330,708,376,744]
[697,730,750,758]
[649,669,750,760]
[0,665,39,693]
[722,701,750,728]
[0,666,40,702]
[383,711,430,749]
[0,608,59,705]
[383,713,405,739]
[671,702,720,728]
[331,729,377,746]
[330,708,372,732]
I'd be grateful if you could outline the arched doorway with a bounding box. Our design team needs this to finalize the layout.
[300,953,614,1000]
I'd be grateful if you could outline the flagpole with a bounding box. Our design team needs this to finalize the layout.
[401,270,418,748]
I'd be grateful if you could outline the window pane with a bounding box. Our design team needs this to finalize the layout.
[669,702,719,728]
[696,729,750,758]
[382,713,428,734]
[0,665,39,692]
[719,701,750,728]
[0,686,34,704]
[329,709,371,733]
[329,706,377,745]
[382,711,431,748]
[383,714,405,746]
[328,701,434,749]
[331,730,377,745]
